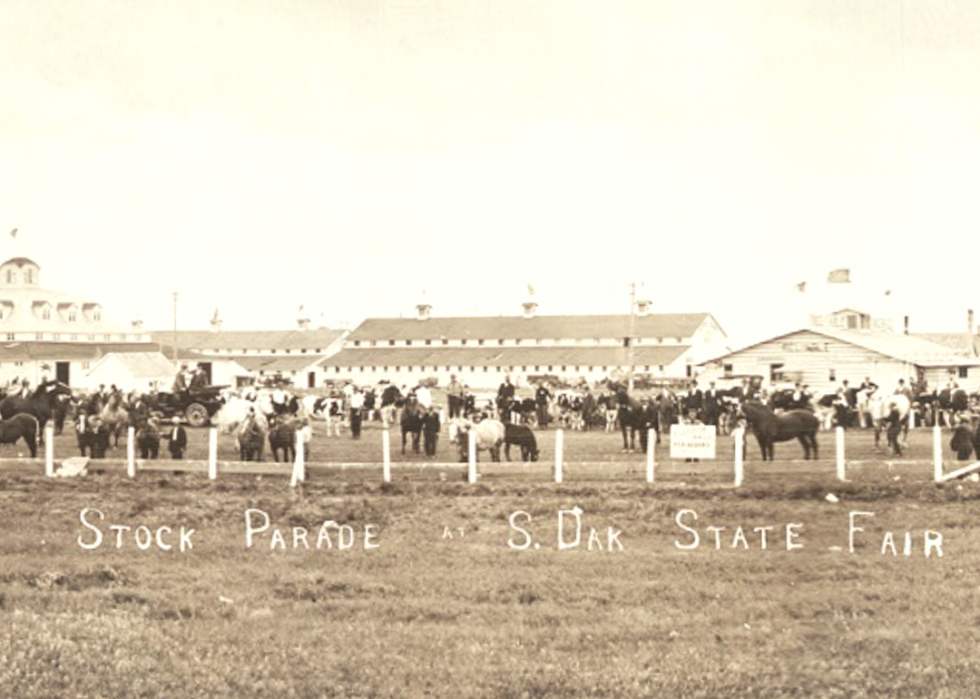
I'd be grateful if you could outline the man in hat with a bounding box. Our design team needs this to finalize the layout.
[167,416,188,460]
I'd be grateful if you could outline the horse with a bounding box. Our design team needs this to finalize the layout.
[269,416,299,463]
[739,402,820,461]
[0,381,73,439]
[614,388,643,452]
[871,392,911,455]
[451,417,506,462]
[0,413,40,458]
[99,392,131,448]
[504,423,539,462]
[400,397,424,454]
[237,413,268,461]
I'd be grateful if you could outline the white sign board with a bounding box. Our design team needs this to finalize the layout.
[670,424,717,459]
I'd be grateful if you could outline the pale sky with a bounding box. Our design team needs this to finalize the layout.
[2,1,979,347]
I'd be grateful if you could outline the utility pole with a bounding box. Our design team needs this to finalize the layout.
[627,282,636,392]
[172,292,179,367]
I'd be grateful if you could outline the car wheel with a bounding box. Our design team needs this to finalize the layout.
[185,403,209,427]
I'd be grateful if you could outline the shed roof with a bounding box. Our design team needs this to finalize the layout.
[89,352,177,378]
[233,355,327,373]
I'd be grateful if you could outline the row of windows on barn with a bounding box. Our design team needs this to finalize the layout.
[332,364,672,374]
[3,332,140,342]
[351,337,686,348]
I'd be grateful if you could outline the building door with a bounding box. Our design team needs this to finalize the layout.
[308,371,316,388]
[56,362,70,385]
[199,362,213,384]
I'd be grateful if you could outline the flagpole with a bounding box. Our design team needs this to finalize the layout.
[627,282,636,392]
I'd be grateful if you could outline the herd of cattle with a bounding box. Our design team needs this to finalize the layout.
[0,379,978,464]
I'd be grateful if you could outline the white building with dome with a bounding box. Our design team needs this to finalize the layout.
[0,256,149,344]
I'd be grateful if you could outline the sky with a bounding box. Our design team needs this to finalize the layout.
[2,0,979,348]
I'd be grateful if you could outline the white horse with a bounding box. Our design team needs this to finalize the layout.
[449,417,506,462]
[868,390,911,452]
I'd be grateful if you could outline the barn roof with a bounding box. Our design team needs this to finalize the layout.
[233,355,327,373]
[0,341,206,362]
[319,345,689,368]
[148,328,345,352]
[913,333,980,358]
[712,327,961,364]
[346,313,716,342]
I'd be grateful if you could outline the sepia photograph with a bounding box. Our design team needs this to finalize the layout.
[2,1,980,697]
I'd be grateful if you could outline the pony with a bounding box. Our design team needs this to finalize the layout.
[0,413,40,458]
[400,397,424,454]
[504,423,539,462]
[451,417,506,462]
[99,392,131,448]
[0,381,73,438]
[237,412,268,462]
[739,402,820,461]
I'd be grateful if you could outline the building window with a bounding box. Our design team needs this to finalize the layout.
[405,340,412,346]
[6,333,14,341]
[335,367,341,373]
[71,334,77,341]
[82,362,90,370]
[389,340,395,346]
[425,339,432,346]
[461,339,467,345]
[94,310,101,322]
[68,309,77,322]
[483,367,488,372]
[25,269,32,284]
[5,270,13,283]
[514,339,521,346]
[724,363,733,377]
[829,369,836,382]
[958,367,968,379]
[658,365,664,372]
[478,339,485,346]
[442,339,449,346]
[536,339,543,346]
[498,339,505,345]
[686,365,693,377]
[271,349,277,354]
[42,307,51,321]
[53,334,60,341]
[36,333,43,340]
[354,340,361,347]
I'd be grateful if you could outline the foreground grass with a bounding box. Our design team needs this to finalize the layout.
[2,473,980,698]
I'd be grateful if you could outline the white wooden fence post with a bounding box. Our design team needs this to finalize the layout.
[44,423,54,477]
[645,429,655,484]
[208,428,218,480]
[933,424,943,483]
[467,430,477,484]
[295,429,305,482]
[554,428,564,484]
[127,426,136,478]
[835,426,846,481]
[734,427,744,487]
[382,429,391,483]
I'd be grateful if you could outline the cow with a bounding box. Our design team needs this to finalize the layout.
[450,418,506,462]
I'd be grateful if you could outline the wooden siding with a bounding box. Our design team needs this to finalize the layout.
[699,330,918,394]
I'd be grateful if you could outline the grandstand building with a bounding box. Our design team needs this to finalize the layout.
[318,299,730,388]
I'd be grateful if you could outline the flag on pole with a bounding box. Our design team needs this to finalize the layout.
[527,283,535,296]
[827,268,850,283]
[795,281,807,293]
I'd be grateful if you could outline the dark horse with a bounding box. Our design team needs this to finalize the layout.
[615,388,643,452]
[268,416,298,463]
[740,402,820,461]
[0,381,73,439]
[400,397,424,454]
[0,413,40,458]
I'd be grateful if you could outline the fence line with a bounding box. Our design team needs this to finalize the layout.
[3,422,972,486]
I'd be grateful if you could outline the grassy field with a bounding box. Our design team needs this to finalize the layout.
[2,424,980,698]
